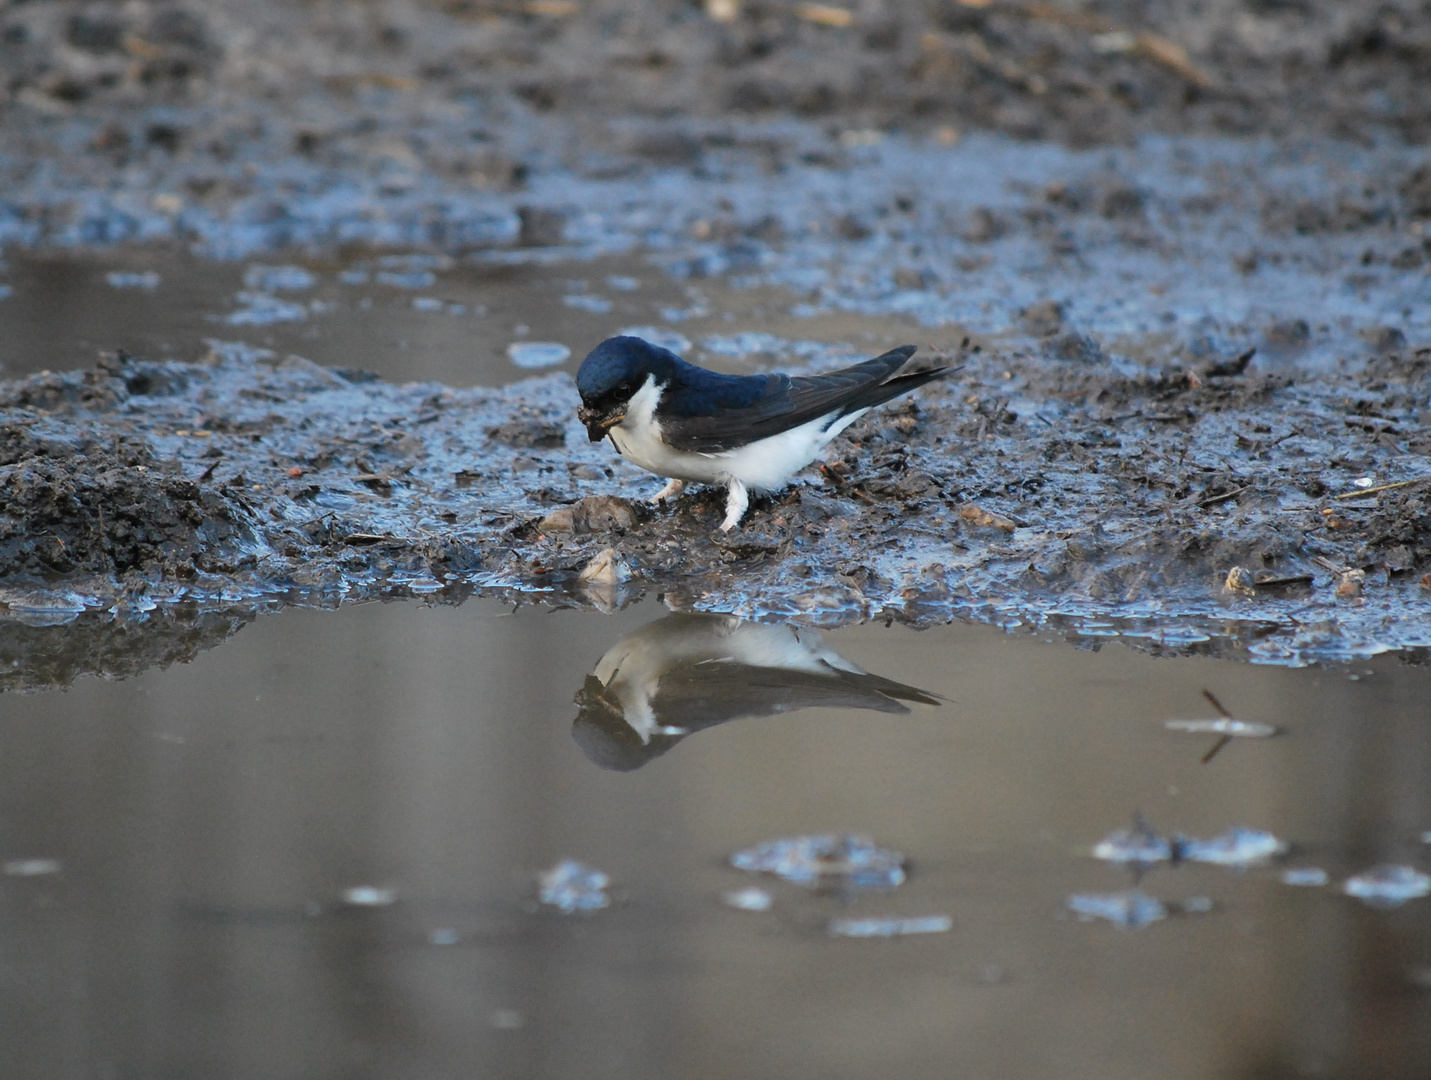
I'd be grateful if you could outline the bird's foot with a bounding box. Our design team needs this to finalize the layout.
[650,478,686,504]
[718,479,750,533]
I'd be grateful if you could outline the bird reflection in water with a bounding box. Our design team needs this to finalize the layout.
[572,613,940,770]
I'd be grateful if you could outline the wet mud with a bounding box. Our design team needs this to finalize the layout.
[1,311,1428,682]
[2,0,1430,680]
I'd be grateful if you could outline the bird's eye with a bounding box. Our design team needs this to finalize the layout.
[617,382,630,393]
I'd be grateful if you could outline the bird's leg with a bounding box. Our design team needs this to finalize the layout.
[719,479,749,532]
[650,478,686,504]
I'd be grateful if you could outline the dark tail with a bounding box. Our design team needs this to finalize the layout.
[840,345,958,416]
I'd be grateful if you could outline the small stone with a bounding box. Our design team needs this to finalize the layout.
[539,495,640,535]
[1223,566,1257,596]
[1335,569,1366,599]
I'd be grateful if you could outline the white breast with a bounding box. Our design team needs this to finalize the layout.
[608,375,863,492]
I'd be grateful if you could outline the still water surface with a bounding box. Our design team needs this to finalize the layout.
[2,598,1428,1079]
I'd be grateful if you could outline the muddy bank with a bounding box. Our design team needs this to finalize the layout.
[0,329,1428,680]
[2,1,1431,255]
[2,1,1430,681]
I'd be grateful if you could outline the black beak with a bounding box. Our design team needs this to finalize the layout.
[578,405,625,443]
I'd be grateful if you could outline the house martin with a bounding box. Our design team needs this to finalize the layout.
[572,612,940,771]
[575,335,953,531]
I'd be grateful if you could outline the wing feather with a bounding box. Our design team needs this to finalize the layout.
[659,346,941,454]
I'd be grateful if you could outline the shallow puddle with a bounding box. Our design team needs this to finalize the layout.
[0,245,937,387]
[2,597,1429,1079]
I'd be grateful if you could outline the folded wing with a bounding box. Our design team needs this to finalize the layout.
[659,346,943,453]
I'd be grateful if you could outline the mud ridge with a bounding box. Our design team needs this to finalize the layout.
[1,335,1428,681]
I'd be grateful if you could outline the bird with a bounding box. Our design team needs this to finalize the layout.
[575,335,953,531]
[572,612,940,770]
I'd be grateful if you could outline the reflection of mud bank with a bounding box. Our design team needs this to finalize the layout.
[1,329,1429,672]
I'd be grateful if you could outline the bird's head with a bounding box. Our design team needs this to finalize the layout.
[575,336,679,442]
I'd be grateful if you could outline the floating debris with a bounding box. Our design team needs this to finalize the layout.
[1172,689,1276,762]
[242,264,315,291]
[563,294,612,313]
[828,915,952,938]
[1182,828,1287,867]
[1066,890,1167,929]
[722,887,774,912]
[412,296,445,312]
[507,341,571,369]
[1092,819,1177,865]
[428,928,461,945]
[730,834,906,890]
[1282,867,1330,887]
[1093,819,1285,869]
[1180,896,1214,914]
[3,858,61,876]
[223,291,308,325]
[1165,718,1277,738]
[1343,865,1431,908]
[538,858,610,913]
[105,271,160,289]
[341,885,397,906]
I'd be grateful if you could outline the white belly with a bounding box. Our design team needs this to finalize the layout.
[608,376,864,492]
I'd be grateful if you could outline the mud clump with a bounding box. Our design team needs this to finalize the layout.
[0,413,256,581]
[487,417,567,450]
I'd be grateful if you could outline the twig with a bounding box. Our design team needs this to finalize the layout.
[1199,690,1233,763]
[1197,485,1249,508]
[1200,734,1232,764]
[1201,689,1233,719]
[1331,476,1430,500]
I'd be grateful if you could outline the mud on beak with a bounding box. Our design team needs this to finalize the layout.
[577,404,625,443]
